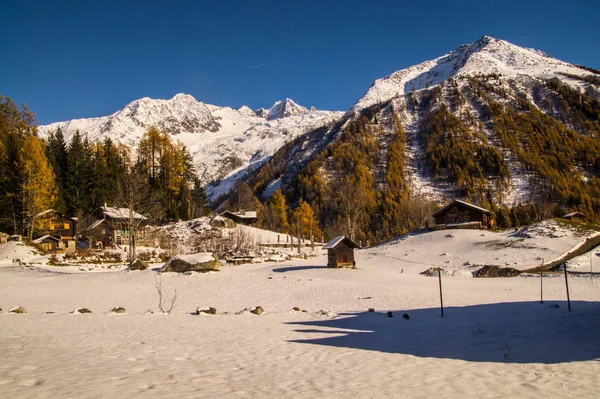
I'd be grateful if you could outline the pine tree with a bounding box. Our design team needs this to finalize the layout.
[20,136,57,240]
[46,127,68,213]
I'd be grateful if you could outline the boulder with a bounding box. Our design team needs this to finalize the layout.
[293,307,302,312]
[9,306,27,314]
[368,308,375,312]
[387,311,393,318]
[250,306,264,315]
[473,265,521,278]
[111,307,126,314]
[161,253,220,273]
[403,313,410,320]
[196,307,217,315]
[74,308,92,314]
[129,259,148,271]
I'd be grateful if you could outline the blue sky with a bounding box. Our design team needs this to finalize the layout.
[1,0,599,124]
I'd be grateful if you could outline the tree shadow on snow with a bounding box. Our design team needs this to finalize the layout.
[288,301,600,364]
[272,265,329,273]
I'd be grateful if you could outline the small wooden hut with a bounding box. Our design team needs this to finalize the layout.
[323,236,360,268]
[432,199,492,230]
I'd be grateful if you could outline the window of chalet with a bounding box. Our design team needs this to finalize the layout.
[64,222,70,229]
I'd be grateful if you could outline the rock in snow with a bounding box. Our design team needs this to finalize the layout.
[160,253,221,273]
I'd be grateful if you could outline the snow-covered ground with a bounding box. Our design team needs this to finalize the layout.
[1,221,600,398]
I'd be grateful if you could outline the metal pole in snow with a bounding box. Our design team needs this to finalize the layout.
[540,258,544,304]
[438,269,444,317]
[564,263,571,311]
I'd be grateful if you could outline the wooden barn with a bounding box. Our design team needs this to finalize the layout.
[323,236,360,268]
[432,199,492,230]
[219,210,258,226]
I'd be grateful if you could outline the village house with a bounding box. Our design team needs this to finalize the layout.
[33,209,78,252]
[323,236,360,268]
[219,210,258,226]
[85,206,148,249]
[33,235,62,252]
[432,199,492,230]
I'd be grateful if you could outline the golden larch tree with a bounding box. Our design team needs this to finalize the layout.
[20,136,57,240]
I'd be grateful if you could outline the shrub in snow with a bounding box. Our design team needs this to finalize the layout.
[160,253,220,273]
[73,308,92,314]
[9,306,27,314]
[154,275,177,314]
[111,307,126,314]
[129,259,148,271]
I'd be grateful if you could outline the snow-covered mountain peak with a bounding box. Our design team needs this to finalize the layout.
[353,35,589,111]
[266,98,309,120]
[236,105,257,117]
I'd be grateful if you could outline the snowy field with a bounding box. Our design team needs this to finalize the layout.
[1,222,600,398]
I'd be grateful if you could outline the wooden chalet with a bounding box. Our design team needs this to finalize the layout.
[563,211,585,221]
[432,200,492,230]
[220,210,258,226]
[87,206,148,248]
[35,210,78,239]
[323,236,360,268]
[34,209,77,252]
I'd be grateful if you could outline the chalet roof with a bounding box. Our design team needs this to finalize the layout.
[34,209,77,221]
[220,210,258,219]
[33,235,60,243]
[323,236,360,250]
[35,209,55,218]
[85,219,106,230]
[563,211,585,218]
[432,199,491,218]
[101,206,147,220]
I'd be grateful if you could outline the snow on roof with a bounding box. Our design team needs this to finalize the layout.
[323,236,360,250]
[101,206,147,220]
[86,219,105,230]
[35,209,55,218]
[220,210,258,219]
[432,199,491,217]
[33,235,60,243]
[563,212,585,218]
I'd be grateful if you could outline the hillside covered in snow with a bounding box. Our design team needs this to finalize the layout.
[241,35,600,242]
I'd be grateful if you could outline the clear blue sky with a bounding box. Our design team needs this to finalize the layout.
[1,0,599,124]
